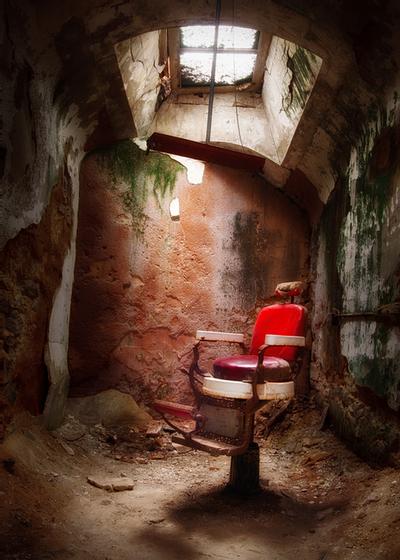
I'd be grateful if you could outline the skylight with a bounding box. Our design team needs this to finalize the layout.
[115,29,323,165]
[180,26,258,49]
[179,25,259,88]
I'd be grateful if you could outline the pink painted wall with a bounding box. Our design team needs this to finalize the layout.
[69,145,310,404]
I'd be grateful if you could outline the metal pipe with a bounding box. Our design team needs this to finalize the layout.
[206,0,222,143]
[331,310,399,324]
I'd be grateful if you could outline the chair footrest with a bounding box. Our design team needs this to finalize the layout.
[153,400,195,420]
[202,377,294,400]
[172,434,248,456]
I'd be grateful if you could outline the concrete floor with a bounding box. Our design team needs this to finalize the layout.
[0,401,399,560]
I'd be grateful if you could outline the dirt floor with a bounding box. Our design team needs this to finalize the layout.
[0,395,399,560]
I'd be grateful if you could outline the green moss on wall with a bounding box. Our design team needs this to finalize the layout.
[320,96,400,410]
[337,101,399,312]
[95,140,182,235]
[283,45,319,117]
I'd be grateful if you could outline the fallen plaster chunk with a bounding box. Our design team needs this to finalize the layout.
[146,421,163,437]
[60,441,75,456]
[87,476,134,492]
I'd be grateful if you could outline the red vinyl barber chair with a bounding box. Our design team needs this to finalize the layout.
[154,281,307,457]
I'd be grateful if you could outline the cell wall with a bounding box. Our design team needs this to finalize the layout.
[69,141,310,404]
[312,93,400,461]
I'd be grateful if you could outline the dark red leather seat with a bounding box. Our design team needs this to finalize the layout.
[213,354,291,382]
[212,302,307,382]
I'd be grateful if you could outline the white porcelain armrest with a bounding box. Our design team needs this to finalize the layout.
[264,334,305,347]
[196,330,244,343]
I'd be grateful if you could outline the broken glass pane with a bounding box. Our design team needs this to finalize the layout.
[180,52,212,86]
[180,51,257,87]
[217,26,258,49]
[180,26,215,49]
[180,25,258,50]
[215,52,257,85]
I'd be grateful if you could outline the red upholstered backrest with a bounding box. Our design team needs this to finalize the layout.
[249,303,307,361]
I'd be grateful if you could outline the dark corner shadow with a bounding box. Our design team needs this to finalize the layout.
[132,481,350,559]
[132,526,202,560]
[0,512,69,560]
[168,481,350,521]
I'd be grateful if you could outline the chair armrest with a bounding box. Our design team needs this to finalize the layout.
[264,334,305,347]
[196,330,244,343]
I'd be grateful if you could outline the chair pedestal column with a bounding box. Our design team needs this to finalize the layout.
[228,441,260,494]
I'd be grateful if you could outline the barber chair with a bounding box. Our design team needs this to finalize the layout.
[154,281,307,458]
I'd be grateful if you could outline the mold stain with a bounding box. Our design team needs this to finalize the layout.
[222,212,269,308]
[332,98,400,408]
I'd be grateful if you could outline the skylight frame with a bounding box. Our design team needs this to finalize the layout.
[167,26,271,94]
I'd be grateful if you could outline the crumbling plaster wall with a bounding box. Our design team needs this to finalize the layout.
[114,31,163,139]
[116,30,323,168]
[68,141,310,404]
[0,1,88,434]
[114,31,280,160]
[311,87,400,462]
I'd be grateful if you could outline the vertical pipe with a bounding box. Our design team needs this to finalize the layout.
[205,0,222,143]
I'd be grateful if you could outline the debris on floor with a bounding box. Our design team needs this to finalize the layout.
[87,475,134,492]
[0,393,399,559]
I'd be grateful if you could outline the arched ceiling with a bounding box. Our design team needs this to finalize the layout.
[36,0,400,207]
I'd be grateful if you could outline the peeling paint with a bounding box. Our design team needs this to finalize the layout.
[315,94,400,416]
[337,100,399,313]
[341,322,400,410]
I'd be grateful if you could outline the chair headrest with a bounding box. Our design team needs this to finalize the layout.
[275,281,305,298]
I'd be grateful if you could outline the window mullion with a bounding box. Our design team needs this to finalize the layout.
[180,47,258,54]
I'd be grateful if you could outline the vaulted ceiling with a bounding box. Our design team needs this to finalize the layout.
[13,0,400,206]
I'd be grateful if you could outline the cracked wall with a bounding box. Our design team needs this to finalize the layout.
[0,170,73,424]
[69,141,309,404]
[0,0,87,436]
